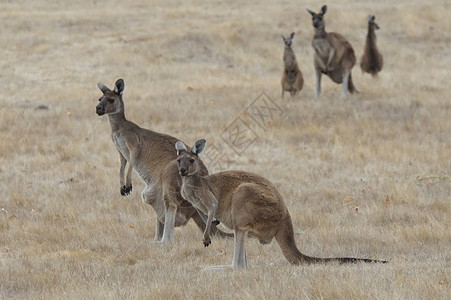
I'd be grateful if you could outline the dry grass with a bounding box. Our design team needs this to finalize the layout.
[1,0,450,299]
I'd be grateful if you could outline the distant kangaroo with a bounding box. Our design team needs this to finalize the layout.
[281,32,304,98]
[176,139,387,269]
[360,15,383,76]
[96,79,230,242]
[307,5,356,98]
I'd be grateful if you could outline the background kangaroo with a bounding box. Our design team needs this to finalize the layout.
[281,32,304,98]
[307,5,356,98]
[96,79,230,242]
[176,139,387,269]
[360,15,383,76]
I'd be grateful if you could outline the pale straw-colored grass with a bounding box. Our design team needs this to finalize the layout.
[0,0,450,299]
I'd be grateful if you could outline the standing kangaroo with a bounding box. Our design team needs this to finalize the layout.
[281,32,304,98]
[307,5,357,98]
[360,15,383,76]
[176,139,387,269]
[96,79,230,242]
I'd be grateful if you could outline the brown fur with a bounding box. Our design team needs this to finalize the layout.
[281,33,304,98]
[360,15,383,76]
[96,79,231,242]
[176,140,387,269]
[307,5,356,98]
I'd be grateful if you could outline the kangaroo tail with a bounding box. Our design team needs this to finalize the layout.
[275,214,387,265]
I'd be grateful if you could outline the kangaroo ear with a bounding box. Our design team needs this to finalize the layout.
[321,5,327,15]
[97,83,110,94]
[175,141,188,156]
[114,79,125,95]
[290,32,295,39]
[191,139,206,156]
[306,9,315,16]
[281,35,286,41]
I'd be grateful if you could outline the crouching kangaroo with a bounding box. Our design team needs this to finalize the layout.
[96,79,231,242]
[307,5,357,98]
[360,15,383,76]
[176,139,387,269]
[281,32,304,98]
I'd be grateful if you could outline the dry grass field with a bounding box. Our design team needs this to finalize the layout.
[1,0,450,299]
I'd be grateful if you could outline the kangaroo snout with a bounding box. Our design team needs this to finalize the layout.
[179,168,188,176]
[313,20,322,28]
[96,105,104,115]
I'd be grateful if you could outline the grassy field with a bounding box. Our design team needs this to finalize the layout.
[1,0,450,299]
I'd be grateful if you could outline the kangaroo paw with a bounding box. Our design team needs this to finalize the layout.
[203,237,211,247]
[120,184,133,196]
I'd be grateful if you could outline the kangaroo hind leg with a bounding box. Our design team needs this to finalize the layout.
[203,229,248,271]
[342,71,350,98]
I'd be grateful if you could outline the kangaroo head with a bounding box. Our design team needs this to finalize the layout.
[368,15,380,30]
[175,139,206,177]
[96,79,125,116]
[281,32,295,47]
[306,5,327,29]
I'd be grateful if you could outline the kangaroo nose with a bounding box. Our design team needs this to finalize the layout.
[96,106,104,115]
[180,168,187,176]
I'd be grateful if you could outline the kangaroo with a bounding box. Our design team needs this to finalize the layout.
[281,32,304,98]
[176,139,387,269]
[307,5,356,98]
[96,79,231,243]
[360,15,383,76]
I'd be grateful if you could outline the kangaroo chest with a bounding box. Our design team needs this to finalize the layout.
[312,38,332,62]
[181,182,209,214]
[112,132,130,161]
[283,50,296,69]
[181,184,202,208]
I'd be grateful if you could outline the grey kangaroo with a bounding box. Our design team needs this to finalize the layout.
[281,32,304,98]
[360,15,383,76]
[96,79,231,243]
[307,5,357,98]
[176,139,387,270]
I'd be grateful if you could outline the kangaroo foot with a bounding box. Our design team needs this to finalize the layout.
[203,265,235,271]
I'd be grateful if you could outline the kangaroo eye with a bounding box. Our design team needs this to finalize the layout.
[98,98,102,102]
[108,99,115,103]
[189,159,195,163]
